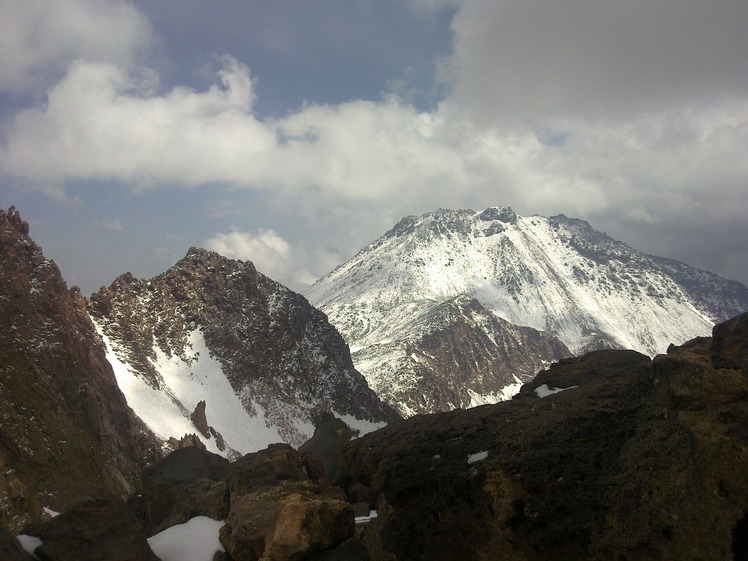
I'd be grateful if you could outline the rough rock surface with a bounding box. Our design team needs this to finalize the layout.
[220,444,354,561]
[140,446,230,535]
[89,247,399,450]
[21,498,159,561]
[299,411,360,484]
[342,313,748,560]
[0,207,161,529]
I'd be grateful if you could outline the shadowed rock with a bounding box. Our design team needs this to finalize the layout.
[343,313,748,560]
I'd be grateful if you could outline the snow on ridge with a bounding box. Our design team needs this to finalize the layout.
[95,321,284,456]
[308,208,721,359]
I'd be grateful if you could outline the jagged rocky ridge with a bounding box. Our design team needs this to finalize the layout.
[307,206,748,416]
[89,246,398,456]
[0,207,161,532]
[0,206,396,533]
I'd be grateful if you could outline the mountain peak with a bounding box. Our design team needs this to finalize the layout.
[307,206,748,415]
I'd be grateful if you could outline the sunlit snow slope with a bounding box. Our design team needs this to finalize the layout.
[306,207,748,415]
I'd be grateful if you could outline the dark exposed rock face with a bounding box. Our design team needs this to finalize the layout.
[349,295,570,416]
[342,313,748,560]
[89,247,399,449]
[299,411,360,484]
[0,207,161,530]
[140,446,230,535]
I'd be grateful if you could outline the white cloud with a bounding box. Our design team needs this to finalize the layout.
[0,0,746,285]
[95,218,123,231]
[203,228,318,289]
[0,0,151,93]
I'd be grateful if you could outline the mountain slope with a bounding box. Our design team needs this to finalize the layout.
[306,206,748,415]
[89,247,399,455]
[0,207,160,530]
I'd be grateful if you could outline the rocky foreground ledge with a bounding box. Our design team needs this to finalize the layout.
[343,312,748,560]
[3,313,748,560]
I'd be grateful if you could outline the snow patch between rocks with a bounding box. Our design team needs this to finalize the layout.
[467,450,489,464]
[147,516,225,561]
[534,384,578,398]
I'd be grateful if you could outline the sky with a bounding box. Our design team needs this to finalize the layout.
[1,0,746,296]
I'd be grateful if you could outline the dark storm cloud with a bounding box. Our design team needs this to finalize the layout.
[443,0,748,124]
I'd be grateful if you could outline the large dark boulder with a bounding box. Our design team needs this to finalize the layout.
[141,446,230,535]
[343,312,748,560]
[21,498,158,561]
[299,412,359,484]
[229,443,309,495]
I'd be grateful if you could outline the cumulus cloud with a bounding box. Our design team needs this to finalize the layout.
[203,228,317,289]
[1,0,746,285]
[0,0,151,93]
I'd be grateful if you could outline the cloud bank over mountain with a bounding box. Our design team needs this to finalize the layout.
[1,0,746,292]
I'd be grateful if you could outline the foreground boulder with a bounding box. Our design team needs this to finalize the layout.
[343,313,748,560]
[220,444,354,561]
[140,446,230,535]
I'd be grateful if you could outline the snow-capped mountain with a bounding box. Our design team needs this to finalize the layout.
[306,206,748,416]
[89,247,398,457]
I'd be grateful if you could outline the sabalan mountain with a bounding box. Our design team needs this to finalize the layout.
[306,206,748,416]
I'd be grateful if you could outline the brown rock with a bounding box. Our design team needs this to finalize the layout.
[191,401,211,438]
[229,444,308,495]
[220,481,353,561]
[265,491,353,560]
[0,207,162,526]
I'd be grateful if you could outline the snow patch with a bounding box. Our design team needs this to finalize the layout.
[95,322,285,455]
[17,534,43,556]
[355,510,379,524]
[467,450,489,464]
[534,384,578,398]
[147,516,225,561]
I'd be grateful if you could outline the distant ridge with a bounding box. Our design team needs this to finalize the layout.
[306,206,748,416]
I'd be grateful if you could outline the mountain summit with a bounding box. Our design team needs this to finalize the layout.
[89,247,398,455]
[306,207,748,415]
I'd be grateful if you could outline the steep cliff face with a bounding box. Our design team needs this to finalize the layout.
[307,206,748,415]
[343,313,748,561]
[88,247,398,455]
[0,207,160,531]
